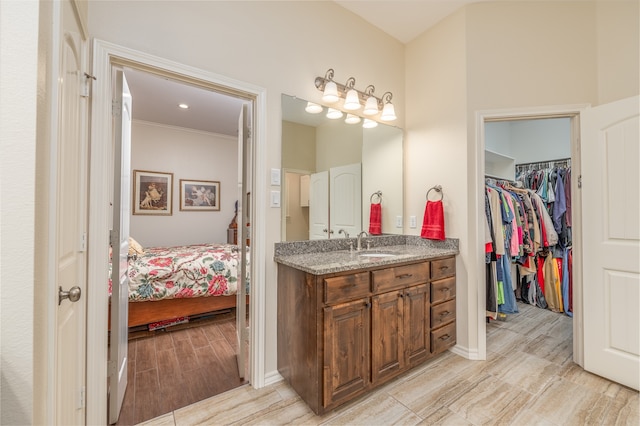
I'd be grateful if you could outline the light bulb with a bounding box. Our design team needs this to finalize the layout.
[343,89,361,111]
[322,81,339,103]
[363,96,379,116]
[381,102,397,121]
[345,114,361,124]
[305,102,323,114]
[363,118,378,128]
[326,108,343,119]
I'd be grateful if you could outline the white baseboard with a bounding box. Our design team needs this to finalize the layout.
[263,370,284,386]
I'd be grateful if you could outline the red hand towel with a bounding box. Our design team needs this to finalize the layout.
[369,203,382,235]
[421,200,445,240]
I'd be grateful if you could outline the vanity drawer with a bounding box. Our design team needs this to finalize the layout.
[430,277,456,304]
[431,321,456,354]
[431,257,455,281]
[431,299,456,328]
[371,262,430,293]
[324,272,370,304]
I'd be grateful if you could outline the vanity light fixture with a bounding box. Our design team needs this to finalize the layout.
[315,69,396,121]
[326,108,343,119]
[305,101,323,114]
[363,118,378,129]
[178,103,189,109]
[345,114,361,124]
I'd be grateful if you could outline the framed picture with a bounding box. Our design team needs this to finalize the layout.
[132,170,173,215]
[180,179,220,211]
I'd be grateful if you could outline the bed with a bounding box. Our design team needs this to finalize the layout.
[109,241,249,330]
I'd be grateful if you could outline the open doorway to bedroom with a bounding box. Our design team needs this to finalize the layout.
[111,66,253,425]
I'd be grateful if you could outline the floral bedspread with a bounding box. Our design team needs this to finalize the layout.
[110,243,246,302]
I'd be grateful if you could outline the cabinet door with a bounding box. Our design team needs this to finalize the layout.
[323,298,370,408]
[371,290,404,384]
[404,283,430,366]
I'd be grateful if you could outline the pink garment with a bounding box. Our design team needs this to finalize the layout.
[503,193,519,257]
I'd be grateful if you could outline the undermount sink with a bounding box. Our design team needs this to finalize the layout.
[358,252,397,258]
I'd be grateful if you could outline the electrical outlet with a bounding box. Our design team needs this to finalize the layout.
[410,216,417,228]
[396,215,403,228]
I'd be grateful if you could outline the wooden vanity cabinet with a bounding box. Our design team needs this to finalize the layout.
[277,256,456,415]
[430,257,457,354]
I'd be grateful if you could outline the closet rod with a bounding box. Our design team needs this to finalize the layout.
[515,157,571,167]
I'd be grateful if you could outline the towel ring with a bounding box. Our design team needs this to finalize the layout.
[426,185,443,201]
[370,191,382,203]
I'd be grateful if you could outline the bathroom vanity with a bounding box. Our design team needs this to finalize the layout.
[275,236,459,415]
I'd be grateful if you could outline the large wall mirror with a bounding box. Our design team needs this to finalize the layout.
[281,94,403,241]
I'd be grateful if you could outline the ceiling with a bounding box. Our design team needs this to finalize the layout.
[124,1,482,136]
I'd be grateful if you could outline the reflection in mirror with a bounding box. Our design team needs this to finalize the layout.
[281,94,403,241]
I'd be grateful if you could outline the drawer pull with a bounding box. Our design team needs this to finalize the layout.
[397,273,413,279]
[439,266,449,271]
[440,311,450,317]
[440,334,451,341]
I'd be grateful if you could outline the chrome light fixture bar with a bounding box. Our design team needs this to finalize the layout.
[314,69,396,121]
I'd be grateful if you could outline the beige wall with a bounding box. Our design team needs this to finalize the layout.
[130,121,238,247]
[596,1,640,104]
[281,120,316,171]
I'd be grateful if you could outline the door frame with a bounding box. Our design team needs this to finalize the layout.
[473,104,588,364]
[86,39,267,424]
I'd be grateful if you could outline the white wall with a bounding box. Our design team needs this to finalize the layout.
[0,1,38,423]
[130,121,238,247]
[87,0,405,383]
[486,118,571,164]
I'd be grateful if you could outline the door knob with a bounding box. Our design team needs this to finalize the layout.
[59,286,81,305]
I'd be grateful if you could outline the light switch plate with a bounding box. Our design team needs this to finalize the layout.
[396,216,403,228]
[410,216,417,228]
[270,168,281,186]
[270,190,281,207]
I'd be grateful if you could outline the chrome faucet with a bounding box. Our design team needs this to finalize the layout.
[338,229,350,238]
[356,231,369,251]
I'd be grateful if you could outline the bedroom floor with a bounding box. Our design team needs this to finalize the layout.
[115,310,247,425]
[135,302,638,426]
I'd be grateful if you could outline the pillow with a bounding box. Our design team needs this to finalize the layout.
[128,237,144,256]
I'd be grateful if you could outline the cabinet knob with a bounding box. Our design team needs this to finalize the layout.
[364,302,371,309]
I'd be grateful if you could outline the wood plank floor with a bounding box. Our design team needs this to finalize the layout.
[139,302,638,426]
[115,311,247,425]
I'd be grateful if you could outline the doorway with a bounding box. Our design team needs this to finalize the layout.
[475,106,585,366]
[115,67,251,424]
[87,40,267,424]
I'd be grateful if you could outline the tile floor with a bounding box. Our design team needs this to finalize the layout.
[138,303,639,425]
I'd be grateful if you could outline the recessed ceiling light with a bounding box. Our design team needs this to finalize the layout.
[178,103,189,109]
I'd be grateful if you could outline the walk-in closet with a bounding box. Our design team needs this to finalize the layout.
[483,117,574,331]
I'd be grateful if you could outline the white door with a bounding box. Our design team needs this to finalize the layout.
[582,95,639,390]
[309,171,329,239]
[108,70,132,423]
[55,1,88,424]
[236,104,249,379]
[330,163,362,238]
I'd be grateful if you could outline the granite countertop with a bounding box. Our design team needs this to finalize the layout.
[274,235,459,275]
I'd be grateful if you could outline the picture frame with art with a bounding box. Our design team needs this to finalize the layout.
[132,170,173,215]
[180,179,220,211]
